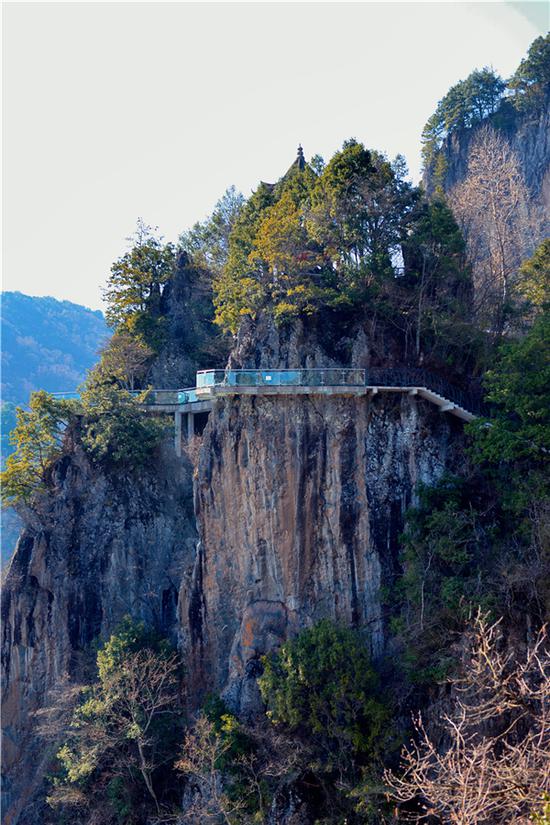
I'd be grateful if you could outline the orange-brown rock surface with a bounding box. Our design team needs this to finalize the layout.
[184,386,461,715]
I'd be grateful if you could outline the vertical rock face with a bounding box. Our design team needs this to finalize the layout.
[1,443,197,824]
[184,321,463,714]
[2,315,467,821]
[424,101,550,238]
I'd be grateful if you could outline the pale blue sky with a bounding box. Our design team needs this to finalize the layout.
[3,2,548,310]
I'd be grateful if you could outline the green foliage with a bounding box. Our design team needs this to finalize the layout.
[214,182,277,332]
[516,238,550,312]
[532,794,550,825]
[394,475,497,683]
[103,219,176,350]
[398,198,476,366]
[180,186,245,275]
[421,67,505,170]
[308,147,417,291]
[79,368,165,469]
[258,620,388,763]
[508,33,550,111]
[202,695,251,769]
[393,309,550,682]
[49,618,183,821]
[469,307,550,465]
[214,141,421,334]
[422,35,550,177]
[1,391,75,505]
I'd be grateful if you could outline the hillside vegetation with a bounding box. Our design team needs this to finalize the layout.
[2,35,549,825]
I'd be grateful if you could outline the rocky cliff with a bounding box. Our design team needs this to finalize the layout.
[2,318,465,823]
[182,319,463,715]
[2,443,196,824]
[424,98,550,238]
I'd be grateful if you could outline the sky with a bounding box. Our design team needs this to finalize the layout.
[3,1,548,311]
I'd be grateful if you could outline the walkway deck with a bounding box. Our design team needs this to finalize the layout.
[53,368,483,457]
[194,368,481,422]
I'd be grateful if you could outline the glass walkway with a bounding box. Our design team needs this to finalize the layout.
[52,367,484,457]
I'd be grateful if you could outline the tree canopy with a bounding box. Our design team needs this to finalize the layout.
[422,35,550,179]
[421,67,505,171]
[213,140,422,333]
[508,33,550,110]
[79,366,165,469]
[179,186,245,275]
[516,238,550,312]
[103,219,176,350]
[469,306,550,465]
[1,391,75,505]
[258,620,388,765]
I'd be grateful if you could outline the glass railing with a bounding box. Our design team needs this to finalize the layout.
[196,368,366,388]
[195,367,484,414]
[135,389,180,406]
[196,370,226,387]
[137,388,199,406]
[50,371,485,416]
[178,388,198,404]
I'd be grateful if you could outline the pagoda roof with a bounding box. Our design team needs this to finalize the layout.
[260,145,307,188]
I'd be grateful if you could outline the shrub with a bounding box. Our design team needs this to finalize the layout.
[258,620,388,765]
[79,371,166,469]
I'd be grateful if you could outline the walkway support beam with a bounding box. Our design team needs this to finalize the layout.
[174,411,182,458]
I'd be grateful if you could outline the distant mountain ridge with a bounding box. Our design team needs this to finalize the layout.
[1,291,109,564]
[1,291,109,404]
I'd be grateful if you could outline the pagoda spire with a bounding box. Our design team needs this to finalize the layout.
[296,143,305,170]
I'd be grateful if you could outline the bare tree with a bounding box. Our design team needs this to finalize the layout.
[176,714,249,824]
[176,715,311,825]
[450,126,534,333]
[385,613,550,823]
[98,331,154,391]
[48,648,182,818]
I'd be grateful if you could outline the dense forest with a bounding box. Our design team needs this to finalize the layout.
[2,34,549,825]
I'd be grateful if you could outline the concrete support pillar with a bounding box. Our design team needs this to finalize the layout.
[187,412,194,440]
[174,412,182,458]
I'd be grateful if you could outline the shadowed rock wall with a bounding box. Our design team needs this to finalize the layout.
[1,442,196,824]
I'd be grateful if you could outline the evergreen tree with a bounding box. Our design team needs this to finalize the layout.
[103,219,176,350]
[259,620,388,766]
[399,198,473,365]
[1,391,75,505]
[516,238,550,313]
[421,68,505,172]
[508,33,550,111]
[79,366,165,469]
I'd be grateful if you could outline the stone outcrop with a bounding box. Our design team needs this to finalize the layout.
[182,319,463,715]
[2,316,465,823]
[1,442,196,824]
